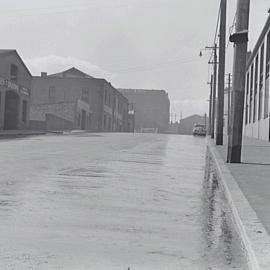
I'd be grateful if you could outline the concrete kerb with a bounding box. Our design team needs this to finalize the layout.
[207,138,270,270]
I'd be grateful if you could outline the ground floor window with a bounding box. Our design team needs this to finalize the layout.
[104,115,106,130]
[88,113,91,129]
[78,113,81,127]
[258,90,263,120]
[264,78,269,118]
[245,105,248,124]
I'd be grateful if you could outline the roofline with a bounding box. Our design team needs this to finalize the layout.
[32,75,104,81]
[247,14,270,68]
[118,88,166,92]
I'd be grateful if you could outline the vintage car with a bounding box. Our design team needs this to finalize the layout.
[192,123,207,136]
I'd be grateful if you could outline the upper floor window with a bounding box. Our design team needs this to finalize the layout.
[49,86,56,102]
[108,93,111,106]
[266,32,270,80]
[255,55,259,92]
[250,64,254,97]
[260,43,264,90]
[82,88,90,102]
[10,64,18,83]
[104,91,107,104]
[246,72,249,95]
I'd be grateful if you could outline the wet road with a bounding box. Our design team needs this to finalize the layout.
[0,133,247,269]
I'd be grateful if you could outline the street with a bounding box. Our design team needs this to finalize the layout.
[0,133,246,269]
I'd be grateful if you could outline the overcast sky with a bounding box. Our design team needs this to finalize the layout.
[0,0,269,119]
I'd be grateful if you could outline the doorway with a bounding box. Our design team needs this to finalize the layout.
[4,90,19,130]
[81,110,86,130]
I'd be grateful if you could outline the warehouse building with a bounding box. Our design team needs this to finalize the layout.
[30,67,130,132]
[118,89,170,133]
[243,15,270,141]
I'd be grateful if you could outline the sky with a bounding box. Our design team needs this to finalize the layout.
[0,0,269,120]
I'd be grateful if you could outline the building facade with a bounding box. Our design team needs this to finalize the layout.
[30,68,130,132]
[118,89,170,133]
[178,114,207,135]
[244,15,270,141]
[0,50,31,130]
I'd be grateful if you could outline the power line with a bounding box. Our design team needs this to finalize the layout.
[209,3,221,63]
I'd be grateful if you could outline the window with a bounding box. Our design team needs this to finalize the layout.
[78,113,81,126]
[103,115,106,130]
[81,88,90,102]
[259,44,264,120]
[22,100,27,123]
[10,64,18,83]
[246,72,249,124]
[104,91,107,104]
[264,32,270,118]
[253,55,258,122]
[49,86,56,102]
[249,64,253,123]
[108,93,111,106]
[108,117,111,130]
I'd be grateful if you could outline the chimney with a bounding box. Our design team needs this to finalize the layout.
[41,72,47,77]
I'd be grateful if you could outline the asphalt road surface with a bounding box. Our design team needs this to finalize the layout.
[0,133,247,269]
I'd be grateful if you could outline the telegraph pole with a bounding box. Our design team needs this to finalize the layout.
[208,75,213,135]
[227,0,250,163]
[211,44,218,139]
[216,0,227,145]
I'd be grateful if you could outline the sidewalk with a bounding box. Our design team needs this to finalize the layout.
[216,137,270,235]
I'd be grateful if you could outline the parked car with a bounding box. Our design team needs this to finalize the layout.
[192,123,206,136]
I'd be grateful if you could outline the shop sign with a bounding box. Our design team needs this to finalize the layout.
[0,76,30,96]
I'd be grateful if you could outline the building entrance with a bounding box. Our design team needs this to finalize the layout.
[4,90,19,130]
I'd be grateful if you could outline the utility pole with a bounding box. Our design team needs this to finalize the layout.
[227,0,250,163]
[211,44,218,139]
[208,75,213,135]
[216,0,227,145]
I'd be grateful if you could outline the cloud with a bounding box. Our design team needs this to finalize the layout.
[171,99,208,120]
[25,55,113,80]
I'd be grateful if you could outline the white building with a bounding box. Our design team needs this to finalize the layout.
[244,15,270,141]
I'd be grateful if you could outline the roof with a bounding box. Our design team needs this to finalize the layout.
[118,88,167,94]
[0,49,14,55]
[0,49,32,77]
[181,114,206,121]
[48,67,94,79]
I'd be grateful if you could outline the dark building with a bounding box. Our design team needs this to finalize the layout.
[0,50,31,130]
[178,114,207,135]
[30,68,130,132]
[118,89,170,133]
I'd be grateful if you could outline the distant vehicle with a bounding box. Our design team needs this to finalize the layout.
[192,123,206,136]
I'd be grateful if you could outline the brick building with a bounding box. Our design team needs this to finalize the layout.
[30,67,130,132]
[118,89,170,133]
[0,50,31,130]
